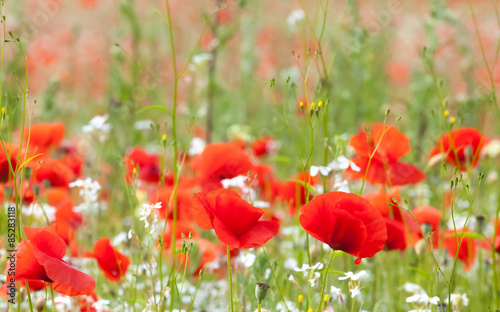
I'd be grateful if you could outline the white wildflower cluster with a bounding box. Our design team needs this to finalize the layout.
[444,293,469,311]
[134,119,154,131]
[310,156,360,193]
[188,137,206,156]
[235,250,256,268]
[70,178,102,213]
[221,175,271,207]
[286,9,305,31]
[82,114,111,142]
[139,202,162,235]
[403,283,440,311]
[23,202,56,222]
[310,156,361,177]
[290,262,324,287]
[338,270,366,299]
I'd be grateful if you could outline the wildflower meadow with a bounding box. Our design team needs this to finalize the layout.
[1,0,500,311]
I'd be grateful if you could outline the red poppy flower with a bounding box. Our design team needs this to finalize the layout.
[410,206,442,247]
[384,218,407,251]
[253,164,281,204]
[280,172,317,216]
[4,224,95,296]
[192,189,279,249]
[252,137,276,157]
[191,143,254,193]
[152,187,193,220]
[163,220,199,249]
[125,147,161,183]
[86,238,129,282]
[429,127,489,171]
[0,278,45,300]
[24,122,65,155]
[364,187,402,220]
[443,229,476,271]
[346,123,425,186]
[0,143,19,182]
[34,159,74,188]
[299,192,387,264]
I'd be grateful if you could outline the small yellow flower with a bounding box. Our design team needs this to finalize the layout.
[324,294,329,301]
[132,167,137,174]
[311,103,315,110]
[444,110,449,116]
[1,107,5,114]
[162,134,167,141]
[318,101,323,108]
[298,295,303,303]
[450,117,456,124]
[307,309,313,312]
[300,101,304,108]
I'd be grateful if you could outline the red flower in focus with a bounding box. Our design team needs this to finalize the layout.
[299,192,387,264]
[443,229,476,271]
[346,123,425,186]
[24,122,65,156]
[192,189,279,249]
[429,127,489,171]
[125,148,161,183]
[86,238,129,282]
[34,159,74,188]
[191,143,254,193]
[4,224,95,296]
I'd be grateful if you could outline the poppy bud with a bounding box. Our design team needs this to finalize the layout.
[255,282,270,303]
[23,167,32,179]
[35,296,45,312]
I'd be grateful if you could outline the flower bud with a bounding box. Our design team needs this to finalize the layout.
[255,282,270,303]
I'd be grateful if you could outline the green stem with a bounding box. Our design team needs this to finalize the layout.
[227,245,234,312]
[317,250,334,312]
[50,283,56,312]
[25,281,34,312]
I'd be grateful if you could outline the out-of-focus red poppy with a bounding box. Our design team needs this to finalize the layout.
[252,136,278,157]
[192,189,279,250]
[482,219,500,253]
[429,127,489,171]
[253,164,281,204]
[4,224,95,296]
[85,238,129,282]
[0,278,45,300]
[34,159,74,188]
[364,187,402,220]
[125,148,161,183]
[152,187,193,220]
[191,143,254,193]
[163,220,200,250]
[0,143,19,182]
[346,123,425,186]
[443,229,476,271]
[280,172,317,216]
[24,122,65,156]
[193,239,220,276]
[410,206,442,247]
[299,192,387,264]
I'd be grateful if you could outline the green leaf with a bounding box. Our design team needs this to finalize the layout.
[136,105,172,115]
[16,153,43,172]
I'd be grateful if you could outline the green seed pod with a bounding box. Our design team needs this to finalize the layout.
[255,282,270,303]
